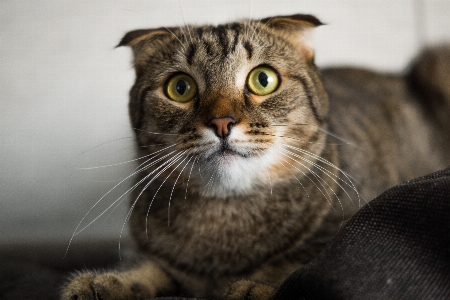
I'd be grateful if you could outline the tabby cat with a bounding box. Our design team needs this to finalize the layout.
[61,14,450,299]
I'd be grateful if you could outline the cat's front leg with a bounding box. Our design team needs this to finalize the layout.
[222,279,277,300]
[61,260,175,300]
[222,260,303,300]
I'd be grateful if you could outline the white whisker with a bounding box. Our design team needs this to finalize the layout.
[277,158,310,199]
[279,152,332,205]
[283,148,352,203]
[168,155,194,225]
[204,163,219,191]
[145,151,190,228]
[132,127,178,136]
[130,150,187,236]
[245,0,254,39]
[73,149,180,237]
[185,155,199,200]
[116,150,186,258]
[100,148,184,222]
[280,149,343,214]
[197,158,204,180]
[178,0,193,44]
[267,132,329,146]
[76,136,134,156]
[64,147,179,258]
[272,122,358,147]
[131,144,180,173]
[77,143,178,170]
[283,143,366,207]
[317,127,357,147]
[249,19,262,42]
[164,26,187,52]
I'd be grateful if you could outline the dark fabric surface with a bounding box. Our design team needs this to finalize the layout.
[1,168,449,299]
[274,167,450,300]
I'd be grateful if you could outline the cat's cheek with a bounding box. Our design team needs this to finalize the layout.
[229,127,248,143]
[200,127,220,144]
[245,92,278,105]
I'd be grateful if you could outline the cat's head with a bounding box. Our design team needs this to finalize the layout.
[119,14,328,198]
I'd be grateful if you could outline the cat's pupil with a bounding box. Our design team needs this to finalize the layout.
[176,80,187,95]
[258,72,269,88]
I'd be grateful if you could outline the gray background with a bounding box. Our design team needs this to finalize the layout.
[1,0,450,248]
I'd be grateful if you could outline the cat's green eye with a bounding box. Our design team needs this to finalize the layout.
[165,73,198,103]
[247,66,279,96]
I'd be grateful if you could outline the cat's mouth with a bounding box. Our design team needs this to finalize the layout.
[219,149,242,158]
[207,142,248,160]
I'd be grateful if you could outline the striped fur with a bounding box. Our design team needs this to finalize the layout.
[61,15,450,300]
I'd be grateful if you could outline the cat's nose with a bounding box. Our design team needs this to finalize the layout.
[208,116,236,138]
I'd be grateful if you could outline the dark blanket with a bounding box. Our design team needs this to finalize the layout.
[1,168,449,300]
[274,167,450,300]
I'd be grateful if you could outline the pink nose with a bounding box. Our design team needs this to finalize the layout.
[208,117,236,138]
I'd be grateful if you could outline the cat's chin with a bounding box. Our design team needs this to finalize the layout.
[220,149,241,157]
[207,149,247,162]
[194,148,277,199]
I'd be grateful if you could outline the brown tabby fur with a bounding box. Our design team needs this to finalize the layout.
[61,14,450,300]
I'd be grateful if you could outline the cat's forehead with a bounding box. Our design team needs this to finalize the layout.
[165,21,291,76]
[172,21,265,63]
[130,18,309,92]
[137,21,282,90]
[124,14,321,78]
[180,22,254,49]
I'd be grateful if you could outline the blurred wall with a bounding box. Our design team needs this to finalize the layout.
[1,0,450,246]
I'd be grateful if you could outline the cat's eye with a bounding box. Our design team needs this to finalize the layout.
[165,73,198,103]
[246,66,279,96]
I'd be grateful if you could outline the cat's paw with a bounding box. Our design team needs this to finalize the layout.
[61,271,153,300]
[223,279,276,300]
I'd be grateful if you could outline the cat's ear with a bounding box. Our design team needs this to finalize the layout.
[117,28,171,76]
[261,14,323,61]
[116,28,171,48]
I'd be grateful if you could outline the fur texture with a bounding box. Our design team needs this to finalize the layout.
[61,15,450,300]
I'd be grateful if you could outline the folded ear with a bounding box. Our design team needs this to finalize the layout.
[117,27,172,76]
[117,28,171,47]
[260,14,323,61]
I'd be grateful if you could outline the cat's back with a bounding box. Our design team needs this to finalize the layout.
[321,49,450,200]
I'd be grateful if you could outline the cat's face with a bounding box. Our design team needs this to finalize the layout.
[120,15,328,198]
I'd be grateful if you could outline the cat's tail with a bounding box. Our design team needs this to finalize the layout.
[408,44,450,131]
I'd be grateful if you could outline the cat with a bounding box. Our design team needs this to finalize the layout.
[61,14,450,300]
